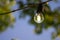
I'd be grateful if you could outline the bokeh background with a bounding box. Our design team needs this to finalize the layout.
[0,0,60,40]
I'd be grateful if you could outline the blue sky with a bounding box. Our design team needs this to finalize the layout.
[0,0,60,40]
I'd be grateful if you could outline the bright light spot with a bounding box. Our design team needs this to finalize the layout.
[34,13,44,23]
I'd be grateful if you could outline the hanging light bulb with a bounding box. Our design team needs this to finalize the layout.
[34,13,44,23]
[34,0,44,23]
[33,0,52,23]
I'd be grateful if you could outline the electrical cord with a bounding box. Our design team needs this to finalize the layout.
[0,0,52,15]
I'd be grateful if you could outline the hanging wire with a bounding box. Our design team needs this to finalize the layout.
[0,7,29,15]
[0,0,52,15]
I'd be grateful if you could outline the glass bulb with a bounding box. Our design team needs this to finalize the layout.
[34,13,44,23]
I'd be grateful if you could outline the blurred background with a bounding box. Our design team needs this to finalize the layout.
[0,0,60,40]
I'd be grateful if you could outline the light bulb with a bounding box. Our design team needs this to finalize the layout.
[34,13,44,23]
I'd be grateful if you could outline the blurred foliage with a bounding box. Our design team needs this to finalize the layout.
[0,0,60,40]
[0,0,16,33]
[18,0,60,39]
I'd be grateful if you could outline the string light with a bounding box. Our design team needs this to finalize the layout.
[34,0,52,23]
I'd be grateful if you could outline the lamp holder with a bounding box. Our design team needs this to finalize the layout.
[36,0,52,13]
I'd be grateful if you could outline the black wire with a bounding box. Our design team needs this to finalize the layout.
[0,0,52,15]
[0,7,28,15]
